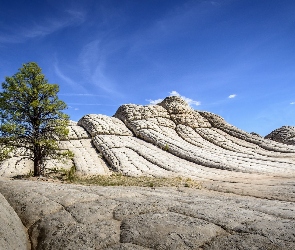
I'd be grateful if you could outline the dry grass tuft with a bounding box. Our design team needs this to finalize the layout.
[13,168,202,189]
[69,174,202,188]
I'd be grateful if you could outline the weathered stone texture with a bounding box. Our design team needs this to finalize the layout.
[0,157,33,177]
[60,139,111,176]
[265,125,295,145]
[158,96,212,128]
[1,179,295,249]
[78,114,133,137]
[1,96,295,180]
[67,120,90,139]
[110,96,295,178]
[1,96,295,249]
[0,192,30,250]
[200,111,295,153]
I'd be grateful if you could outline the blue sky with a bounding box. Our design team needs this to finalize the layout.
[0,0,295,136]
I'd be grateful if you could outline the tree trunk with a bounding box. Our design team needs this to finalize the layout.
[33,158,41,177]
[33,144,42,176]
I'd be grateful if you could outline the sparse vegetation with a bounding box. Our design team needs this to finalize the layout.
[41,166,77,182]
[16,169,202,188]
[163,144,169,151]
[70,174,202,188]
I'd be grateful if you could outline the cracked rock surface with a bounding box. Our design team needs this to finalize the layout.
[0,178,295,249]
[0,192,30,250]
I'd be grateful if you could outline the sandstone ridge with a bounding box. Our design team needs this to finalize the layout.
[1,96,295,249]
[1,96,295,178]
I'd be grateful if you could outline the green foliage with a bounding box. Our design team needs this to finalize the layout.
[0,144,12,161]
[163,144,169,151]
[0,62,71,176]
[47,166,77,182]
[64,165,76,182]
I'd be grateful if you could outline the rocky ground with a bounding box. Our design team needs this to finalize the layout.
[1,176,295,250]
[1,96,295,249]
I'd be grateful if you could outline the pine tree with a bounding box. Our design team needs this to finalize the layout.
[0,62,72,176]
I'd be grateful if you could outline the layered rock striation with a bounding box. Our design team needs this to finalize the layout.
[1,96,295,179]
[1,96,295,249]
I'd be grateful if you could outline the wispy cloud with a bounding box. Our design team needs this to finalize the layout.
[128,1,220,54]
[66,9,86,22]
[0,9,86,44]
[24,10,86,39]
[228,94,237,99]
[290,102,295,105]
[146,98,164,105]
[79,40,120,96]
[147,90,201,107]
[54,62,87,93]
[169,91,201,106]
[68,105,80,110]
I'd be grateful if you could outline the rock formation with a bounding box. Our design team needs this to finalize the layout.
[265,125,295,145]
[0,179,295,249]
[1,96,295,178]
[1,96,295,249]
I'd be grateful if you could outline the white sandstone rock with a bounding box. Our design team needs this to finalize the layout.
[78,114,133,136]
